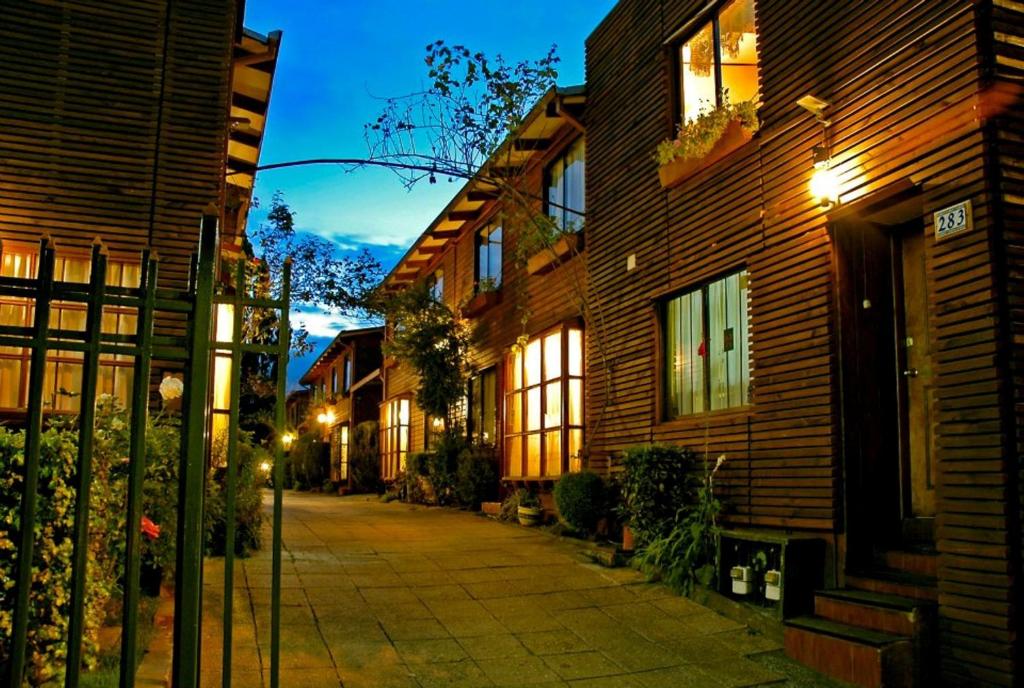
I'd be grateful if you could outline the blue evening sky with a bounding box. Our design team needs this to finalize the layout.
[242,0,616,386]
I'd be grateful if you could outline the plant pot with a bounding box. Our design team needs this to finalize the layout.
[621,524,635,553]
[658,118,754,189]
[517,505,543,527]
[461,289,502,318]
[526,232,583,275]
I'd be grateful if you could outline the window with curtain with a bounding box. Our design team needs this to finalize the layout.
[468,367,497,444]
[504,325,584,478]
[380,397,410,480]
[430,269,444,302]
[677,0,759,124]
[0,245,138,413]
[546,138,586,232]
[343,355,352,393]
[331,366,338,396]
[664,269,750,417]
[475,223,502,291]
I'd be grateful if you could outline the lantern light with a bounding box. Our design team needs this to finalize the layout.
[810,166,840,208]
[281,432,294,449]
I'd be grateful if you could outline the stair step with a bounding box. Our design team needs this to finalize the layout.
[879,549,937,578]
[846,569,938,602]
[785,616,913,688]
[815,589,932,637]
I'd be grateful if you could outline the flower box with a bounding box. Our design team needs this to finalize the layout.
[461,289,502,318]
[526,232,582,276]
[658,118,753,190]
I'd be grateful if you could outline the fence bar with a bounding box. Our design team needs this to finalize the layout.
[119,253,158,688]
[172,215,218,688]
[6,239,56,688]
[221,260,245,688]
[270,259,291,688]
[64,243,109,687]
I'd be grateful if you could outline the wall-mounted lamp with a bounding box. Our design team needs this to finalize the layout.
[281,432,295,450]
[798,95,839,209]
[431,416,444,432]
[317,410,335,425]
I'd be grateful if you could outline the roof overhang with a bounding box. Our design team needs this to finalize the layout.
[380,85,585,292]
[298,325,385,385]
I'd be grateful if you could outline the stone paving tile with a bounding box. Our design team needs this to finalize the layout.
[203,493,837,688]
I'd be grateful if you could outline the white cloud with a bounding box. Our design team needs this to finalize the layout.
[292,310,368,339]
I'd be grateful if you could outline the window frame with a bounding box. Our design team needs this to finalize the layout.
[543,136,586,232]
[660,267,750,420]
[380,396,411,480]
[668,0,759,129]
[467,366,498,445]
[474,222,503,293]
[503,322,584,479]
[331,422,350,482]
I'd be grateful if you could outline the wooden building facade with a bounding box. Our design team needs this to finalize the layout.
[584,0,1023,685]
[299,326,384,485]
[0,0,279,416]
[379,87,587,489]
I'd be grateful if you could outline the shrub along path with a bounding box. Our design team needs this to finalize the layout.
[200,492,838,687]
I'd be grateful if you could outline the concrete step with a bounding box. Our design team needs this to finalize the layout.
[878,549,937,578]
[846,569,938,603]
[814,588,933,637]
[785,616,913,688]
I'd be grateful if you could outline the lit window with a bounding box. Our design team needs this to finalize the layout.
[331,366,338,396]
[343,356,352,393]
[331,423,350,481]
[546,138,585,232]
[380,397,410,480]
[0,245,138,413]
[664,269,749,417]
[677,0,759,123]
[468,368,497,444]
[475,223,502,292]
[504,325,584,478]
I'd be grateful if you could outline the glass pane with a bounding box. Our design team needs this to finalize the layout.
[719,0,759,106]
[101,311,118,335]
[482,370,496,443]
[212,354,232,411]
[568,379,583,426]
[545,431,562,477]
[216,304,234,344]
[2,250,36,278]
[488,229,502,286]
[568,430,583,473]
[665,289,705,417]
[567,328,583,376]
[525,338,541,387]
[98,364,115,397]
[544,382,561,429]
[527,434,541,477]
[399,399,410,424]
[507,391,522,434]
[547,158,565,227]
[527,387,541,431]
[211,414,229,466]
[709,270,749,410]
[563,138,585,229]
[511,349,523,391]
[120,262,141,288]
[54,362,82,412]
[506,435,522,477]
[0,358,22,407]
[544,331,561,381]
[62,257,90,283]
[680,21,717,123]
[115,367,133,409]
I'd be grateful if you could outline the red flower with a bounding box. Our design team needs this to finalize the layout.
[697,340,707,358]
[141,516,161,541]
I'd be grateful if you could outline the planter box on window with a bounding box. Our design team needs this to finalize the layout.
[526,232,582,276]
[658,119,753,190]
[462,289,502,318]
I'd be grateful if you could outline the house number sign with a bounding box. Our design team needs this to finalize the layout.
[934,199,972,242]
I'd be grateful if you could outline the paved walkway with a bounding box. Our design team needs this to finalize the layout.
[201,492,835,687]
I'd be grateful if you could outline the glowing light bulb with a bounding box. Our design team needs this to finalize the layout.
[810,167,840,207]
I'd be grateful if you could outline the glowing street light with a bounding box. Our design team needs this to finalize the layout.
[281,432,294,450]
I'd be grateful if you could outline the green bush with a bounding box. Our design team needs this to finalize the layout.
[455,444,497,509]
[553,471,607,534]
[398,453,429,504]
[349,421,381,493]
[289,431,325,490]
[205,437,266,557]
[424,430,466,506]
[617,444,698,546]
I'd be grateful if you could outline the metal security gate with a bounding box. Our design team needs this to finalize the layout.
[0,214,289,688]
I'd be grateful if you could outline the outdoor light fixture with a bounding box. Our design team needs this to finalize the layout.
[281,432,294,450]
[317,410,335,425]
[259,460,272,474]
[798,95,840,209]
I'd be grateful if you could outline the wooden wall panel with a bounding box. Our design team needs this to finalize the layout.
[587,0,1015,682]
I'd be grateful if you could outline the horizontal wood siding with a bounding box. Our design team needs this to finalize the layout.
[0,0,237,345]
[587,0,1015,682]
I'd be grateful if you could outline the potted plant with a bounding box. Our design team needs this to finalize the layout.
[655,97,758,189]
[461,277,502,317]
[516,489,543,526]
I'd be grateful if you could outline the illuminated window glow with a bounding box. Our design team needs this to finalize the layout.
[504,325,584,478]
[381,397,411,480]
